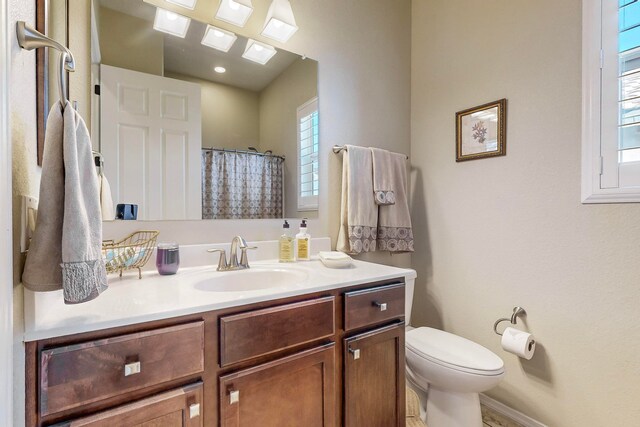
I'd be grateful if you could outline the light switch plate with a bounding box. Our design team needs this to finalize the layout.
[20,195,38,253]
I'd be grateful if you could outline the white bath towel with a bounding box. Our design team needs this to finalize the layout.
[99,173,115,220]
[23,102,108,304]
[371,147,396,205]
[377,152,414,252]
[337,145,378,254]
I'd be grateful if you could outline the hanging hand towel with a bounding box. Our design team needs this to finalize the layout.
[337,145,378,254]
[23,102,108,304]
[99,173,115,221]
[377,152,414,252]
[371,147,396,205]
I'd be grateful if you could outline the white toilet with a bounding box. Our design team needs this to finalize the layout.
[404,277,505,427]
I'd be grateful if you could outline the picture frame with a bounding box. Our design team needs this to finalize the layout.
[456,98,507,162]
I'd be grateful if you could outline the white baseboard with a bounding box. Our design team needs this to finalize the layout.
[480,394,547,427]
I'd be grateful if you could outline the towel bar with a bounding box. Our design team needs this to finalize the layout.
[16,21,75,108]
[332,145,409,159]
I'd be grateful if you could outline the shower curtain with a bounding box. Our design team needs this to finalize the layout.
[202,150,284,219]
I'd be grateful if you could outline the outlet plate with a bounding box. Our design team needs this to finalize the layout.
[20,195,38,253]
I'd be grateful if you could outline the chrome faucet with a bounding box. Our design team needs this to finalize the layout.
[208,236,257,271]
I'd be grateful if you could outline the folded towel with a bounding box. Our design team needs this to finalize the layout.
[99,173,115,220]
[337,145,378,254]
[23,102,108,304]
[371,147,396,205]
[319,251,353,268]
[377,152,414,252]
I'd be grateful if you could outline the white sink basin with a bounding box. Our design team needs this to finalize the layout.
[192,268,309,292]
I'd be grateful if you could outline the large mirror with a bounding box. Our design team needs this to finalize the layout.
[40,0,319,221]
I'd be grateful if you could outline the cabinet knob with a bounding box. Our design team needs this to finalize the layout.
[189,403,200,419]
[349,347,360,360]
[373,301,387,311]
[229,390,240,404]
[124,361,141,377]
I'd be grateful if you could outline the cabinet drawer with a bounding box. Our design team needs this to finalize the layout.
[53,382,204,427]
[220,296,335,367]
[40,322,205,417]
[344,283,404,331]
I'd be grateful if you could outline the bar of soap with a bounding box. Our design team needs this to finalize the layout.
[319,251,353,268]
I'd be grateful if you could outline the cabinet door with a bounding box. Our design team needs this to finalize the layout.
[56,383,203,427]
[219,344,335,427]
[344,323,405,427]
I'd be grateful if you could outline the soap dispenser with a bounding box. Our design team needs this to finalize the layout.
[279,220,295,262]
[296,218,311,261]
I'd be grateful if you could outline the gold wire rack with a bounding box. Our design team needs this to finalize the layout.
[102,230,159,279]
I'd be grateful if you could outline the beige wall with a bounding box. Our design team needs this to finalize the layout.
[259,58,318,219]
[99,6,163,76]
[166,72,260,150]
[10,1,40,424]
[411,0,640,425]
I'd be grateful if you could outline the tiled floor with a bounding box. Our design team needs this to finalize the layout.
[406,386,524,427]
[481,405,525,427]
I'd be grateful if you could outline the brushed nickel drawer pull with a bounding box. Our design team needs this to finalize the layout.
[189,403,200,418]
[124,361,141,377]
[349,347,360,360]
[230,390,240,404]
[373,301,387,311]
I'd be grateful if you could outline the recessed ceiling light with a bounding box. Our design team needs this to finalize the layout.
[242,39,277,65]
[215,0,253,28]
[261,0,298,43]
[154,8,191,38]
[166,0,197,10]
[201,25,237,52]
[214,66,226,73]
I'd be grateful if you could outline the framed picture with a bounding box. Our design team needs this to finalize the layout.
[456,99,507,162]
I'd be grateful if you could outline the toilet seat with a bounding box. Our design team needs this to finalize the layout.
[406,327,504,376]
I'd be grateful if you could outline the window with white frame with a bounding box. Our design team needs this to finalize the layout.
[297,97,319,211]
[583,0,640,202]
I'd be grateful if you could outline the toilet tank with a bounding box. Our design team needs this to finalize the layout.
[405,274,416,326]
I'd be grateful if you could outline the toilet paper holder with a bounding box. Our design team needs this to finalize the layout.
[493,306,526,336]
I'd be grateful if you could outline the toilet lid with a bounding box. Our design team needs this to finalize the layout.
[406,327,504,374]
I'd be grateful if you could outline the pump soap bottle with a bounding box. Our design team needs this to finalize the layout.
[279,220,295,262]
[296,218,311,261]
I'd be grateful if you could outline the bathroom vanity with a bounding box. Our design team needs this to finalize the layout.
[23,258,415,427]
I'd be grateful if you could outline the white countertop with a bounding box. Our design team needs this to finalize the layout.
[23,258,416,341]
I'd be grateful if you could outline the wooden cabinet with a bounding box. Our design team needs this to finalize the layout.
[55,382,203,427]
[26,279,406,427]
[219,344,335,427]
[344,323,405,427]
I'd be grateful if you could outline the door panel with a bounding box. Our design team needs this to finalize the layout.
[344,323,405,427]
[219,344,335,427]
[101,65,202,220]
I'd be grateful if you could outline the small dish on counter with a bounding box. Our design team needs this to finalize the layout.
[319,251,353,268]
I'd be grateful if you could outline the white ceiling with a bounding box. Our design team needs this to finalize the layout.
[99,0,302,92]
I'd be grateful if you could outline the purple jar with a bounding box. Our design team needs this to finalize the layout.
[156,243,180,275]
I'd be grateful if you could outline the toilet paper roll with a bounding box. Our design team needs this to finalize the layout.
[501,327,535,360]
